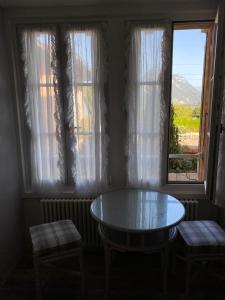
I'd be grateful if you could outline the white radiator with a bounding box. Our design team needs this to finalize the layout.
[40,198,199,248]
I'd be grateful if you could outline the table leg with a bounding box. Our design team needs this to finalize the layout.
[104,242,111,300]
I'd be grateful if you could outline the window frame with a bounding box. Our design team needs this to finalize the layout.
[13,21,108,195]
[8,11,221,198]
[167,20,214,185]
[165,7,225,200]
[125,18,222,197]
[205,3,225,201]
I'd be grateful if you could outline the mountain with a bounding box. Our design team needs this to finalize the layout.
[172,74,201,106]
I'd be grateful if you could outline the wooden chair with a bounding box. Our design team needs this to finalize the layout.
[29,219,85,300]
[175,220,225,299]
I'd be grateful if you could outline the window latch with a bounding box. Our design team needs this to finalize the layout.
[65,124,80,131]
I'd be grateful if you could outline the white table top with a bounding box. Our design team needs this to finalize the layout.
[91,189,185,232]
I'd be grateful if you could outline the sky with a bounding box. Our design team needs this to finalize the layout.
[172,29,206,90]
[75,28,207,90]
[37,28,206,90]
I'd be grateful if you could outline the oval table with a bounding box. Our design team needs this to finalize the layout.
[90,189,185,299]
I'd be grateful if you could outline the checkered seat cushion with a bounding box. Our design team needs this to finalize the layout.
[178,220,225,253]
[30,220,82,255]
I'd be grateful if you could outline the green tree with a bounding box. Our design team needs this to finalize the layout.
[169,104,181,154]
[192,106,201,119]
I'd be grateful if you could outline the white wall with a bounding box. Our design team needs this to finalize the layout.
[0,8,24,284]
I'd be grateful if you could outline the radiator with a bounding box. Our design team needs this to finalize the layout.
[40,198,199,248]
[180,199,199,221]
[40,198,102,249]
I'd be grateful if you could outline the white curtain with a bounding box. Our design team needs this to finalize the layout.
[65,26,107,192]
[21,28,65,189]
[126,24,169,189]
[215,88,225,207]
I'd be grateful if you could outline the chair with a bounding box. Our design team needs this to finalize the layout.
[176,220,225,298]
[29,219,85,300]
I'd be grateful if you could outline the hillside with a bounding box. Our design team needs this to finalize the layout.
[172,74,202,106]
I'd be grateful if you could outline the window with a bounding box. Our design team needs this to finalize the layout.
[168,23,213,183]
[126,20,221,191]
[18,25,107,192]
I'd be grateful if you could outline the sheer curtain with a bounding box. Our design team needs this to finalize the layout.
[126,23,170,189]
[21,28,65,189]
[215,90,225,207]
[64,26,107,192]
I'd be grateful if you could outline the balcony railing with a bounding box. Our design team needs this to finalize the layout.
[168,153,201,182]
[169,153,200,159]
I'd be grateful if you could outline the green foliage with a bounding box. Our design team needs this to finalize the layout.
[173,103,200,133]
[169,104,181,155]
[168,157,198,173]
[169,103,201,173]
[192,106,201,119]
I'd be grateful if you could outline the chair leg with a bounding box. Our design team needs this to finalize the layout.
[33,257,42,300]
[104,243,111,300]
[161,247,169,296]
[171,248,177,275]
[79,250,85,298]
[184,256,192,299]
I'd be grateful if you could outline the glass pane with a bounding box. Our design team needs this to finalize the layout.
[22,30,63,184]
[67,28,104,188]
[76,134,95,181]
[127,26,165,187]
[73,85,94,131]
[138,28,163,82]
[168,26,207,182]
[138,84,161,133]
[69,30,94,83]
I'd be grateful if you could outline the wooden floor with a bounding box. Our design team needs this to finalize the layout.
[1,250,225,300]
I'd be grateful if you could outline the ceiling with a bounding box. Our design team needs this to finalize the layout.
[0,0,217,8]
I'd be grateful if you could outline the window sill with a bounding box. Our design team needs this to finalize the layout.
[161,183,206,199]
[22,183,206,200]
[22,189,100,199]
